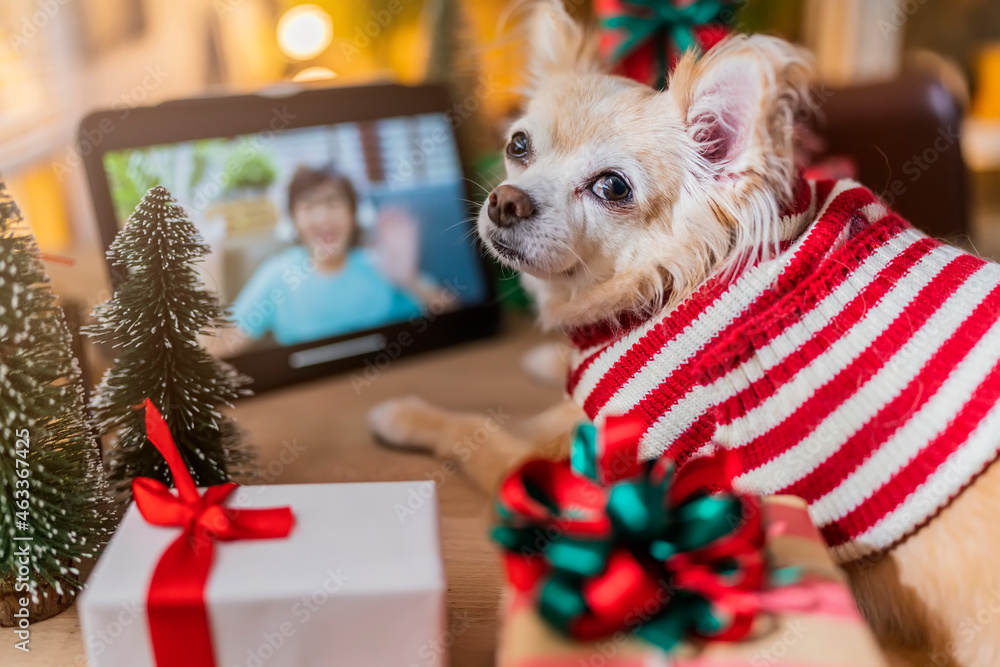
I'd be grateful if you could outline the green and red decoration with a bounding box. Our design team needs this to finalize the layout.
[596,0,744,89]
[491,415,768,651]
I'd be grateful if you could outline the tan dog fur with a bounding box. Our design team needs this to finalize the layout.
[369,2,999,664]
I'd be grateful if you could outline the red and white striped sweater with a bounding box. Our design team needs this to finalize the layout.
[566,179,1000,563]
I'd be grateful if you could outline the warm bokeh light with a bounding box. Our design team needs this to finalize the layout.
[292,66,338,83]
[973,43,1000,119]
[276,5,333,61]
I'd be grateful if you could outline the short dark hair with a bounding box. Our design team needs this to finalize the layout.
[286,165,361,248]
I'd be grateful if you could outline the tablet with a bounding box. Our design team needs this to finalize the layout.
[81,83,500,391]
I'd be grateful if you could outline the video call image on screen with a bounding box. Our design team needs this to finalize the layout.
[103,113,488,352]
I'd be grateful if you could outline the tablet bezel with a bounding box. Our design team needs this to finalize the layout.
[80,83,501,392]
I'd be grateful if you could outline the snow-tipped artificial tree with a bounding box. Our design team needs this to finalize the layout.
[0,181,111,624]
[87,185,252,498]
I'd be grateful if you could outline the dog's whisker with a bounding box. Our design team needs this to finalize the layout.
[444,215,479,233]
[485,168,505,182]
[459,227,481,244]
[463,177,494,196]
[560,244,594,281]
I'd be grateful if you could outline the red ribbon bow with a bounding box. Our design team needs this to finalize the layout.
[133,399,295,667]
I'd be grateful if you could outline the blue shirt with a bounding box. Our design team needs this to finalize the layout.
[231,246,424,345]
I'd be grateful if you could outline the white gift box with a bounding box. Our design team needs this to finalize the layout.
[79,482,446,667]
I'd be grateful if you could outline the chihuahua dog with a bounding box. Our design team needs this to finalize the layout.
[370,2,1000,664]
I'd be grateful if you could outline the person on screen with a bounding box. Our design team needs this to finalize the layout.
[231,166,448,346]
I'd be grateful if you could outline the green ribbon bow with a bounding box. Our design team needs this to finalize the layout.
[492,416,768,650]
[602,0,741,88]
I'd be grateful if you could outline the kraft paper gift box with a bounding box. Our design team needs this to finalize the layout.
[79,481,447,667]
[497,495,889,667]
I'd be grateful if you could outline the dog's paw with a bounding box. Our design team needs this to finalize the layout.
[368,396,445,455]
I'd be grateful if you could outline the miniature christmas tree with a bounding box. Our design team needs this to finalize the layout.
[87,185,252,498]
[0,181,111,625]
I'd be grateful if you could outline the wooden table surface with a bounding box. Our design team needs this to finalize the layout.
[2,318,564,667]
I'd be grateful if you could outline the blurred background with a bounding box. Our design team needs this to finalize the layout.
[2,0,1000,310]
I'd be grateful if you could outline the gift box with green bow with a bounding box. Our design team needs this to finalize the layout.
[491,416,889,666]
[596,0,743,89]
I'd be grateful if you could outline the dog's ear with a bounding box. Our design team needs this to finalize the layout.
[669,35,813,202]
[522,0,601,92]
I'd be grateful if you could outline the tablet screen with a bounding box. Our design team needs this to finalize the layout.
[101,111,489,353]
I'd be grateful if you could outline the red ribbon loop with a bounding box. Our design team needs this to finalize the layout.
[595,415,646,485]
[133,399,295,667]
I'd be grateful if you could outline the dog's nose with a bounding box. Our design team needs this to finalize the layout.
[487,185,536,228]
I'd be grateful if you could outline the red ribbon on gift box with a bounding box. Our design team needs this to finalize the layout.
[133,399,295,667]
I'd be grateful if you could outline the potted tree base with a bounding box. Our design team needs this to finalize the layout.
[0,571,76,626]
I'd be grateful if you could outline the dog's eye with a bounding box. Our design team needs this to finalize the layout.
[591,174,631,202]
[507,132,530,160]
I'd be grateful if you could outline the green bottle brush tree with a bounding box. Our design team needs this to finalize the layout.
[0,181,111,625]
[87,185,254,499]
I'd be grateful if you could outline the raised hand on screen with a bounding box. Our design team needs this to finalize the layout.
[371,207,421,289]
